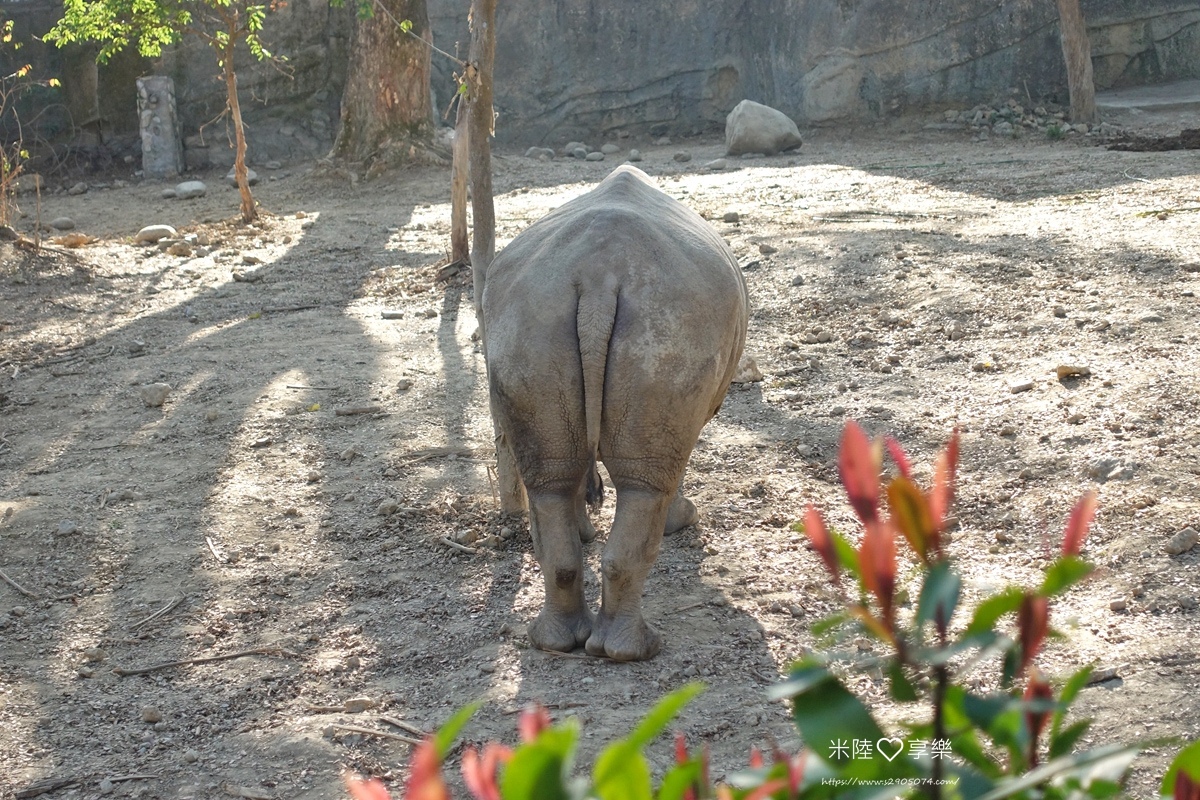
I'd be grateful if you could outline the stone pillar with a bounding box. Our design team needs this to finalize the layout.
[136,76,184,178]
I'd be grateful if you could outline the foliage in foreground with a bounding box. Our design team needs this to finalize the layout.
[345,422,1200,800]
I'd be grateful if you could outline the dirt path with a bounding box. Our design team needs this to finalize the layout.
[2,105,1199,800]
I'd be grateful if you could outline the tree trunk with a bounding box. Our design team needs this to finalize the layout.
[221,35,257,223]
[1056,0,1097,124]
[450,97,469,264]
[330,0,437,170]
[466,0,521,513]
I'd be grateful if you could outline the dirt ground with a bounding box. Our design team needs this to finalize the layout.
[2,102,1199,800]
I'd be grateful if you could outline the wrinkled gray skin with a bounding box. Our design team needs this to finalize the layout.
[481,166,748,661]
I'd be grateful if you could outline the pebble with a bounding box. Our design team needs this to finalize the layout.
[135,224,179,244]
[83,646,108,662]
[68,182,88,195]
[174,180,207,199]
[1053,305,1067,318]
[653,136,672,146]
[1139,313,1164,323]
[600,143,621,154]
[524,147,554,161]
[758,243,778,255]
[1009,380,1034,393]
[56,520,79,536]
[1087,666,1120,684]
[829,405,846,416]
[627,149,642,162]
[722,211,740,223]
[141,706,163,724]
[343,696,376,713]
[265,160,283,170]
[161,188,177,199]
[183,749,199,763]
[376,498,400,516]
[945,321,966,340]
[500,526,514,540]
[1109,598,1127,612]
[139,383,172,408]
[10,605,27,617]
[570,147,588,160]
[705,158,728,170]
[396,378,413,391]
[381,310,404,319]
[421,308,438,319]
[1164,527,1199,555]
[673,151,692,162]
[77,666,94,678]
[791,274,805,286]
[226,168,259,187]
[731,355,763,383]
[166,241,193,257]
[585,151,605,161]
[50,217,75,230]
[99,779,114,795]
[456,529,479,545]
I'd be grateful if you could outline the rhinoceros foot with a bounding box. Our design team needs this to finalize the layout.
[529,607,593,653]
[664,494,698,534]
[585,612,662,661]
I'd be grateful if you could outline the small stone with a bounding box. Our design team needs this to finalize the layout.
[570,147,588,160]
[396,378,413,391]
[83,646,107,662]
[1109,598,1127,612]
[500,526,514,540]
[705,158,728,170]
[1087,666,1120,684]
[135,224,178,244]
[791,274,805,286]
[50,217,75,231]
[600,143,620,154]
[99,779,114,795]
[627,149,643,162]
[77,666,94,678]
[1139,313,1164,323]
[524,147,555,160]
[945,321,966,340]
[242,255,263,265]
[306,470,322,483]
[56,520,79,536]
[141,706,162,724]
[161,188,177,199]
[673,151,692,162]
[758,243,778,255]
[1009,380,1034,393]
[722,211,740,223]
[10,606,27,617]
[183,749,199,763]
[1164,527,1199,555]
[1053,305,1067,318]
[166,241,192,257]
[174,180,207,199]
[343,696,376,713]
[731,354,763,383]
[829,405,846,416]
[653,136,672,146]
[585,151,605,162]
[68,182,88,195]
[139,383,172,408]
[456,529,479,545]
[265,160,283,170]
[381,310,404,319]
[226,168,259,187]
[376,498,400,516]
[204,410,220,422]
[421,308,438,319]
[251,437,272,448]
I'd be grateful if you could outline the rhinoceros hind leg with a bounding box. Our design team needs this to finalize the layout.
[664,493,698,534]
[526,491,593,653]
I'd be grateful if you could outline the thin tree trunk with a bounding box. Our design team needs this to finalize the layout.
[221,27,256,223]
[1056,0,1097,124]
[466,0,522,513]
[450,98,469,264]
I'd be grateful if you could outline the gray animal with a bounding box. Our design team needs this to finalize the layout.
[481,165,748,661]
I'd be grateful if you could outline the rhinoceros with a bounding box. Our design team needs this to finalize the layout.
[480,165,748,661]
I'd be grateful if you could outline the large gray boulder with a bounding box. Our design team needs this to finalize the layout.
[725,100,802,156]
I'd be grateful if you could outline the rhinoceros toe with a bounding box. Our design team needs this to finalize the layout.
[529,608,593,653]
[586,613,661,661]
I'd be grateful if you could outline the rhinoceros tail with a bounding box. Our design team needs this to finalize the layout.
[576,290,618,509]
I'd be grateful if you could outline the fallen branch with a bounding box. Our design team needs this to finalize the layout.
[285,384,339,391]
[0,567,40,599]
[330,723,421,745]
[16,778,79,799]
[334,405,383,416]
[129,594,184,631]
[438,536,477,555]
[112,646,297,677]
[206,536,227,563]
[259,304,320,314]
[222,783,275,800]
[379,714,429,738]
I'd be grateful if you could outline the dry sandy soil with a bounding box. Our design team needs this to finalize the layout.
[2,104,1199,800]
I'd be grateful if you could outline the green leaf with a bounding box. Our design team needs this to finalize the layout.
[769,661,886,771]
[831,529,862,582]
[1049,719,1092,760]
[625,683,703,751]
[501,722,579,800]
[1050,665,1094,740]
[975,744,1138,800]
[435,701,479,758]
[887,661,918,702]
[810,611,850,639]
[916,559,961,636]
[593,747,652,800]
[1162,740,1200,797]
[1040,556,1094,597]
[400,18,413,33]
[655,761,702,800]
[963,587,1024,638]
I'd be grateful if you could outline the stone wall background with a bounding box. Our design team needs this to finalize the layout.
[2,0,1198,162]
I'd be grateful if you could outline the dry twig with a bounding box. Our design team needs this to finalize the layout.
[334,405,383,416]
[438,536,477,555]
[129,594,184,631]
[329,723,421,745]
[379,715,429,738]
[0,567,40,599]
[112,646,297,677]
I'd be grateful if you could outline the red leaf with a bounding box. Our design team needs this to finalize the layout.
[405,738,450,800]
[1017,594,1049,677]
[1177,770,1200,800]
[858,518,897,628]
[1061,491,1097,556]
[839,421,881,525]
[929,429,959,533]
[344,776,391,800]
[675,731,688,765]
[1023,668,1054,767]
[886,477,936,564]
[744,779,788,800]
[518,703,551,743]
[885,437,913,480]
[462,743,511,800]
[803,505,839,584]
[749,746,764,768]
[787,752,806,795]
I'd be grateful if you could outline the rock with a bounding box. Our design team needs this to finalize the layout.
[945,321,966,340]
[135,224,178,244]
[829,405,846,416]
[141,706,163,724]
[563,141,589,154]
[524,147,555,160]
[456,529,479,545]
[673,151,692,162]
[1009,380,1034,393]
[653,136,672,146]
[83,646,107,662]
[1139,313,1164,323]
[376,498,400,516]
[139,383,172,408]
[1164,527,1199,555]
[732,355,763,383]
[722,211,740,223]
[50,217,75,231]
[396,378,413,391]
[705,158,728,170]
[183,749,199,764]
[600,143,621,154]
[166,241,192,257]
[570,147,588,160]
[14,174,44,194]
[725,99,803,156]
[381,310,404,319]
[1086,457,1129,482]
[585,151,605,161]
[174,180,207,199]
[421,308,438,319]
[1109,598,1127,612]
[758,243,778,255]
[226,168,259,186]
[1056,364,1090,380]
[56,520,79,536]
[161,188,178,199]
[68,182,89,195]
[99,779,114,795]
[343,696,376,713]
[265,160,283,170]
[626,149,643,163]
